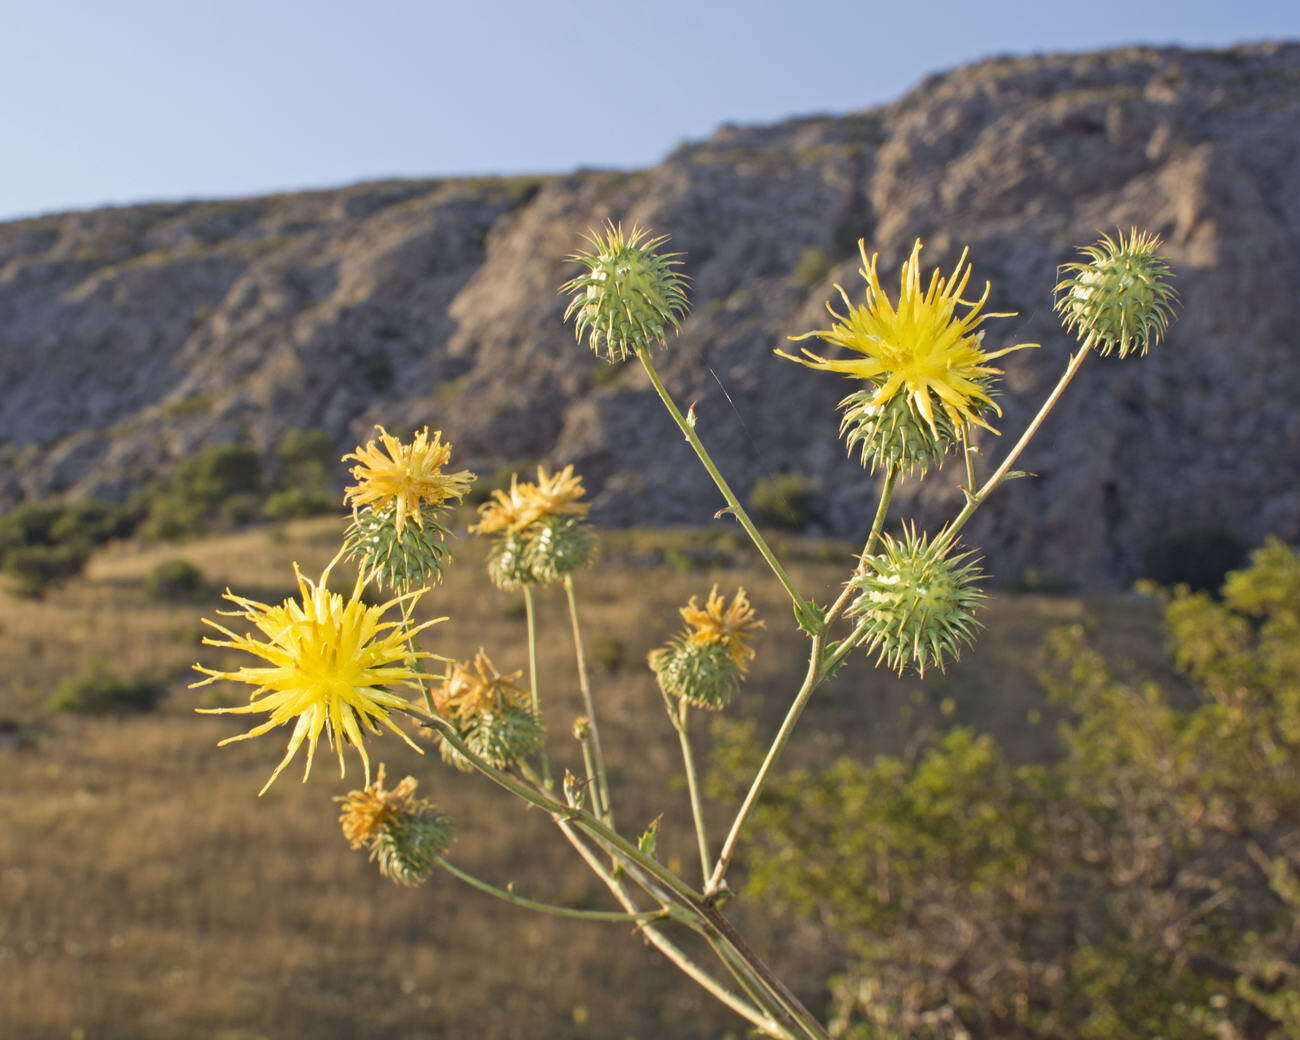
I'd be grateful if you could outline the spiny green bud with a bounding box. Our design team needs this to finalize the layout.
[848,526,985,677]
[839,389,959,476]
[1055,228,1177,358]
[372,805,455,887]
[484,531,536,590]
[343,503,452,593]
[523,515,596,584]
[560,222,690,362]
[439,708,544,772]
[648,637,740,711]
[572,715,591,742]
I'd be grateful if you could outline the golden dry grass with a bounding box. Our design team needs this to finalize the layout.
[0,516,1164,1038]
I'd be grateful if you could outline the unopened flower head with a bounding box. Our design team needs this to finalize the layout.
[1055,228,1177,358]
[777,239,1036,445]
[848,525,985,677]
[191,562,443,795]
[561,222,690,361]
[679,585,764,674]
[343,426,475,536]
[337,765,454,886]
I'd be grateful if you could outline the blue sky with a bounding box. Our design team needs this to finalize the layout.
[3,1,1298,222]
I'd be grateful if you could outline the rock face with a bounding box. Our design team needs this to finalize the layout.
[3,42,1299,588]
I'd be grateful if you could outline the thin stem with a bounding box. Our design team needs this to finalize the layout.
[521,584,552,787]
[435,857,667,923]
[636,346,804,610]
[961,421,977,496]
[578,736,604,820]
[551,819,792,1039]
[564,574,613,824]
[706,644,822,896]
[399,595,436,715]
[936,345,1091,552]
[675,701,712,882]
[823,462,898,629]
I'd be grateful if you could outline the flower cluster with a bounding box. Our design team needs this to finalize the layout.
[471,465,594,587]
[649,586,764,710]
[336,764,454,886]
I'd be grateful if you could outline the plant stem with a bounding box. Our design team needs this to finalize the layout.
[706,643,822,897]
[398,595,437,715]
[563,574,613,824]
[435,857,667,923]
[521,584,552,787]
[936,345,1090,551]
[675,702,712,882]
[636,346,804,610]
[823,461,898,630]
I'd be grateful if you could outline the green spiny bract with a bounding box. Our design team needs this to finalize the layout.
[1055,228,1177,358]
[840,389,958,476]
[343,504,452,593]
[848,527,985,677]
[484,531,535,589]
[371,805,455,886]
[648,637,740,711]
[522,515,595,584]
[560,222,690,362]
[438,709,544,772]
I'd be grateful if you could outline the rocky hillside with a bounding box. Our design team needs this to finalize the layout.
[3,42,1299,588]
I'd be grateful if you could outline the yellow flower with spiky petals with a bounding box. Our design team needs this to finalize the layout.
[470,465,589,535]
[343,426,475,535]
[776,239,1036,434]
[680,585,764,673]
[335,763,419,849]
[433,649,531,720]
[191,563,445,795]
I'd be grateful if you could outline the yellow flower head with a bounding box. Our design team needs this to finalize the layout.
[776,239,1036,434]
[470,465,589,535]
[335,763,419,849]
[679,585,764,673]
[432,649,531,720]
[191,563,445,795]
[343,426,475,535]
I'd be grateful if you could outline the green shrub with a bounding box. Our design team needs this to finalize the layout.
[50,666,166,715]
[274,428,336,491]
[793,247,832,287]
[264,487,335,520]
[749,472,820,530]
[146,559,206,599]
[2,543,92,597]
[590,635,627,674]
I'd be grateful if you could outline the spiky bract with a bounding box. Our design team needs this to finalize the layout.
[1055,228,1177,358]
[343,426,475,536]
[344,504,453,593]
[777,239,1035,447]
[839,389,960,477]
[848,527,985,677]
[337,767,456,886]
[561,222,690,361]
[649,638,740,711]
[191,564,442,795]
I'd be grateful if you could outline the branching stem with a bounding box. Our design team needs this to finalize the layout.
[435,857,667,923]
[564,574,613,824]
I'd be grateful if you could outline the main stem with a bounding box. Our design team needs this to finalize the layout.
[637,347,805,610]
[521,584,552,787]
[675,702,712,881]
[563,574,613,824]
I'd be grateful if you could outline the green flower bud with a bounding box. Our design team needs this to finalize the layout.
[522,515,596,584]
[439,708,544,772]
[343,503,452,593]
[648,637,740,711]
[372,805,455,887]
[561,222,690,362]
[1055,228,1177,358]
[848,526,985,677]
[484,531,536,590]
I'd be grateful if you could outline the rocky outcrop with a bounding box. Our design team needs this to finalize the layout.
[3,42,1299,587]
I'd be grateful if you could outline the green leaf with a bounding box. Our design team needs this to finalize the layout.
[638,814,663,857]
[794,599,827,636]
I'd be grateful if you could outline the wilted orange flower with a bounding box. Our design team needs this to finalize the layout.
[471,465,588,535]
[335,763,420,849]
[432,649,531,720]
[680,586,764,673]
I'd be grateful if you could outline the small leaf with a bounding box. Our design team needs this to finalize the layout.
[793,599,826,636]
[1002,470,1035,482]
[686,402,699,429]
[714,506,737,521]
[638,814,663,857]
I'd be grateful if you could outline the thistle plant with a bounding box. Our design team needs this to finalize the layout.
[192,224,1177,1039]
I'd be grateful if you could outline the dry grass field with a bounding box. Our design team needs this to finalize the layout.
[0,515,1167,1039]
